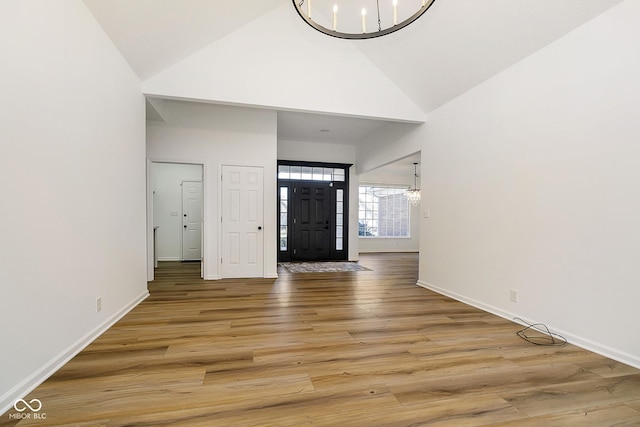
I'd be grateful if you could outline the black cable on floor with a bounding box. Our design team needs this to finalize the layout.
[513,317,567,346]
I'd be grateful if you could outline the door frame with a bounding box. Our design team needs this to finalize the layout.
[146,159,206,281]
[277,160,351,262]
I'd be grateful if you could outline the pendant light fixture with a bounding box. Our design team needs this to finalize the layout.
[406,162,421,205]
[293,0,437,40]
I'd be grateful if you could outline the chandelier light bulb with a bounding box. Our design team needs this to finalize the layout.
[393,0,398,26]
[361,8,367,33]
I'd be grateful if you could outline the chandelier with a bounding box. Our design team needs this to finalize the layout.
[406,162,421,205]
[293,0,437,40]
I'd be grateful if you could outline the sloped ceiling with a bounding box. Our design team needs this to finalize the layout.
[141,4,427,124]
[357,0,624,114]
[84,0,622,144]
[82,0,285,80]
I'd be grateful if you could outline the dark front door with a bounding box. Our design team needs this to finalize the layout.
[293,182,332,261]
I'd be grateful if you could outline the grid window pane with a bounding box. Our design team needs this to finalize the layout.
[336,189,344,251]
[301,166,312,180]
[312,167,324,180]
[278,165,290,179]
[290,166,301,180]
[280,226,288,250]
[279,165,346,182]
[280,187,288,251]
[358,186,410,238]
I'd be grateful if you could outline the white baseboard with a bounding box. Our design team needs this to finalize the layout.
[157,257,180,261]
[0,290,149,415]
[416,280,640,370]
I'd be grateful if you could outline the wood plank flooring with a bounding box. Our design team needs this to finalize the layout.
[3,253,640,426]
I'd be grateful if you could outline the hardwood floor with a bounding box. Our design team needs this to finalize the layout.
[3,253,640,426]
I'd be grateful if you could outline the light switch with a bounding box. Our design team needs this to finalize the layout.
[423,210,430,218]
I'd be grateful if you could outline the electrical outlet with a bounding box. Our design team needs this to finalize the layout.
[96,297,102,312]
[510,289,518,303]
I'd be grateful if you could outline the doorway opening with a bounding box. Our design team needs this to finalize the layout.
[278,161,351,262]
[150,162,204,277]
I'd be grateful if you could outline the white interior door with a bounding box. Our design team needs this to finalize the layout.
[221,165,264,278]
[182,180,202,261]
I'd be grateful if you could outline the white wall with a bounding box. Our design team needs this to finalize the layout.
[277,139,359,261]
[360,1,640,367]
[152,163,203,260]
[278,139,356,165]
[356,123,423,174]
[147,101,278,279]
[0,0,146,412]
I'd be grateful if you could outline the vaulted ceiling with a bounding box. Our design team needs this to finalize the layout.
[84,0,622,146]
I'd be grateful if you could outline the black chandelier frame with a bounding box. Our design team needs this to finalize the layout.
[292,0,437,40]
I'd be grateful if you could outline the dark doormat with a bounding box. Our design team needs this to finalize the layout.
[279,262,371,273]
